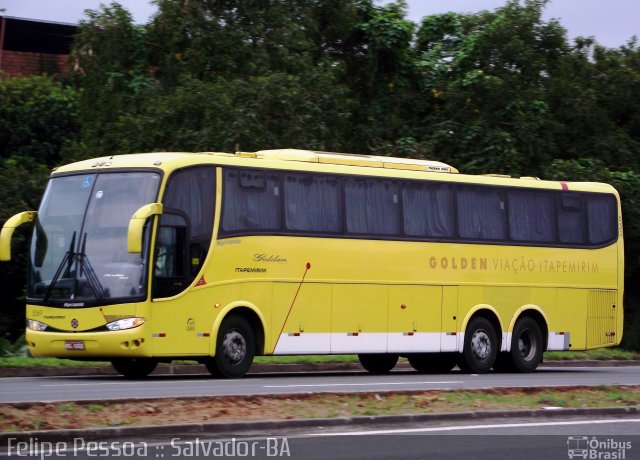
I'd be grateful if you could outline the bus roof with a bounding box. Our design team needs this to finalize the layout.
[52,150,618,195]
[253,149,458,173]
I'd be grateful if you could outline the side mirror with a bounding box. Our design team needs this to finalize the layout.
[0,211,37,261]
[127,203,163,253]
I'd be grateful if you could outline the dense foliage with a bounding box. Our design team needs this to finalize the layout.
[1,0,639,348]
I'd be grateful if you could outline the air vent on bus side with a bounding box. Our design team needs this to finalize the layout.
[254,149,459,174]
[586,289,617,348]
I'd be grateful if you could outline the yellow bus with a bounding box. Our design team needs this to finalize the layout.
[1,149,623,377]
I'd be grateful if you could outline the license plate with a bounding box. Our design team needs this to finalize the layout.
[64,341,85,351]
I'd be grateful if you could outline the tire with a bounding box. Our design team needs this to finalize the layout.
[510,317,543,372]
[358,353,398,374]
[408,353,457,374]
[207,315,255,378]
[458,317,497,374]
[111,358,158,379]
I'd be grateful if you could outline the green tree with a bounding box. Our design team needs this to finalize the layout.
[0,76,78,339]
[548,38,640,169]
[414,0,567,174]
[72,1,369,154]
[70,3,153,157]
[0,159,49,341]
[0,76,79,167]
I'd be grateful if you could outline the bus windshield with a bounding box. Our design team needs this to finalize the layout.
[28,172,161,306]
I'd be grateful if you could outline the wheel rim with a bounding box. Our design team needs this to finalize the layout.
[222,329,246,365]
[471,329,491,360]
[518,329,536,362]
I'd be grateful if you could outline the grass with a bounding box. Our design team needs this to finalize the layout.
[543,348,640,360]
[0,348,638,368]
[0,357,108,367]
[1,385,638,432]
[253,354,358,364]
[56,402,76,413]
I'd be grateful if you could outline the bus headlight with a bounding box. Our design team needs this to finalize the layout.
[105,317,145,331]
[27,319,49,331]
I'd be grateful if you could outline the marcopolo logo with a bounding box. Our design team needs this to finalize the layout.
[567,436,631,459]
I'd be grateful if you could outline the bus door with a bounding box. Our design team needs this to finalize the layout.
[151,166,216,356]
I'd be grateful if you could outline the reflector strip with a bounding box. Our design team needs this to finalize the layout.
[288,333,301,337]
[196,333,211,337]
[347,333,359,337]
[403,332,414,336]
[152,333,166,338]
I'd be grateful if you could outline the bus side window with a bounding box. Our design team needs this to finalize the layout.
[345,178,400,236]
[221,169,281,234]
[587,194,617,244]
[402,182,455,238]
[457,187,506,241]
[558,194,586,245]
[508,190,556,243]
[283,173,342,233]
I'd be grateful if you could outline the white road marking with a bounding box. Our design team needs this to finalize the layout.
[263,381,462,388]
[41,379,263,387]
[316,418,640,436]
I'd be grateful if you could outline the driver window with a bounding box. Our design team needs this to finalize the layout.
[155,220,186,278]
[153,166,215,298]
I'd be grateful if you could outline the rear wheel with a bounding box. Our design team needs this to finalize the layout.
[408,353,457,373]
[358,353,398,374]
[111,358,158,379]
[206,315,255,378]
[510,317,543,372]
[458,317,497,374]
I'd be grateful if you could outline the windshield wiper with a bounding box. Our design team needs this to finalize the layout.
[42,232,107,303]
[77,232,107,300]
[42,231,76,303]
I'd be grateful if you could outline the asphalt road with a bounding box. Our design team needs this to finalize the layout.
[1,365,638,403]
[2,416,639,459]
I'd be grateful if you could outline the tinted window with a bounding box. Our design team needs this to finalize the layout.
[222,169,281,233]
[163,167,215,245]
[457,187,506,240]
[345,178,400,235]
[558,193,586,244]
[154,167,215,298]
[284,173,342,233]
[508,190,556,242]
[587,194,617,244]
[218,167,618,249]
[402,183,455,238]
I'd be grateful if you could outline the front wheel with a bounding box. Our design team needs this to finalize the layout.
[458,317,497,374]
[358,353,398,374]
[112,358,158,379]
[206,315,255,378]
